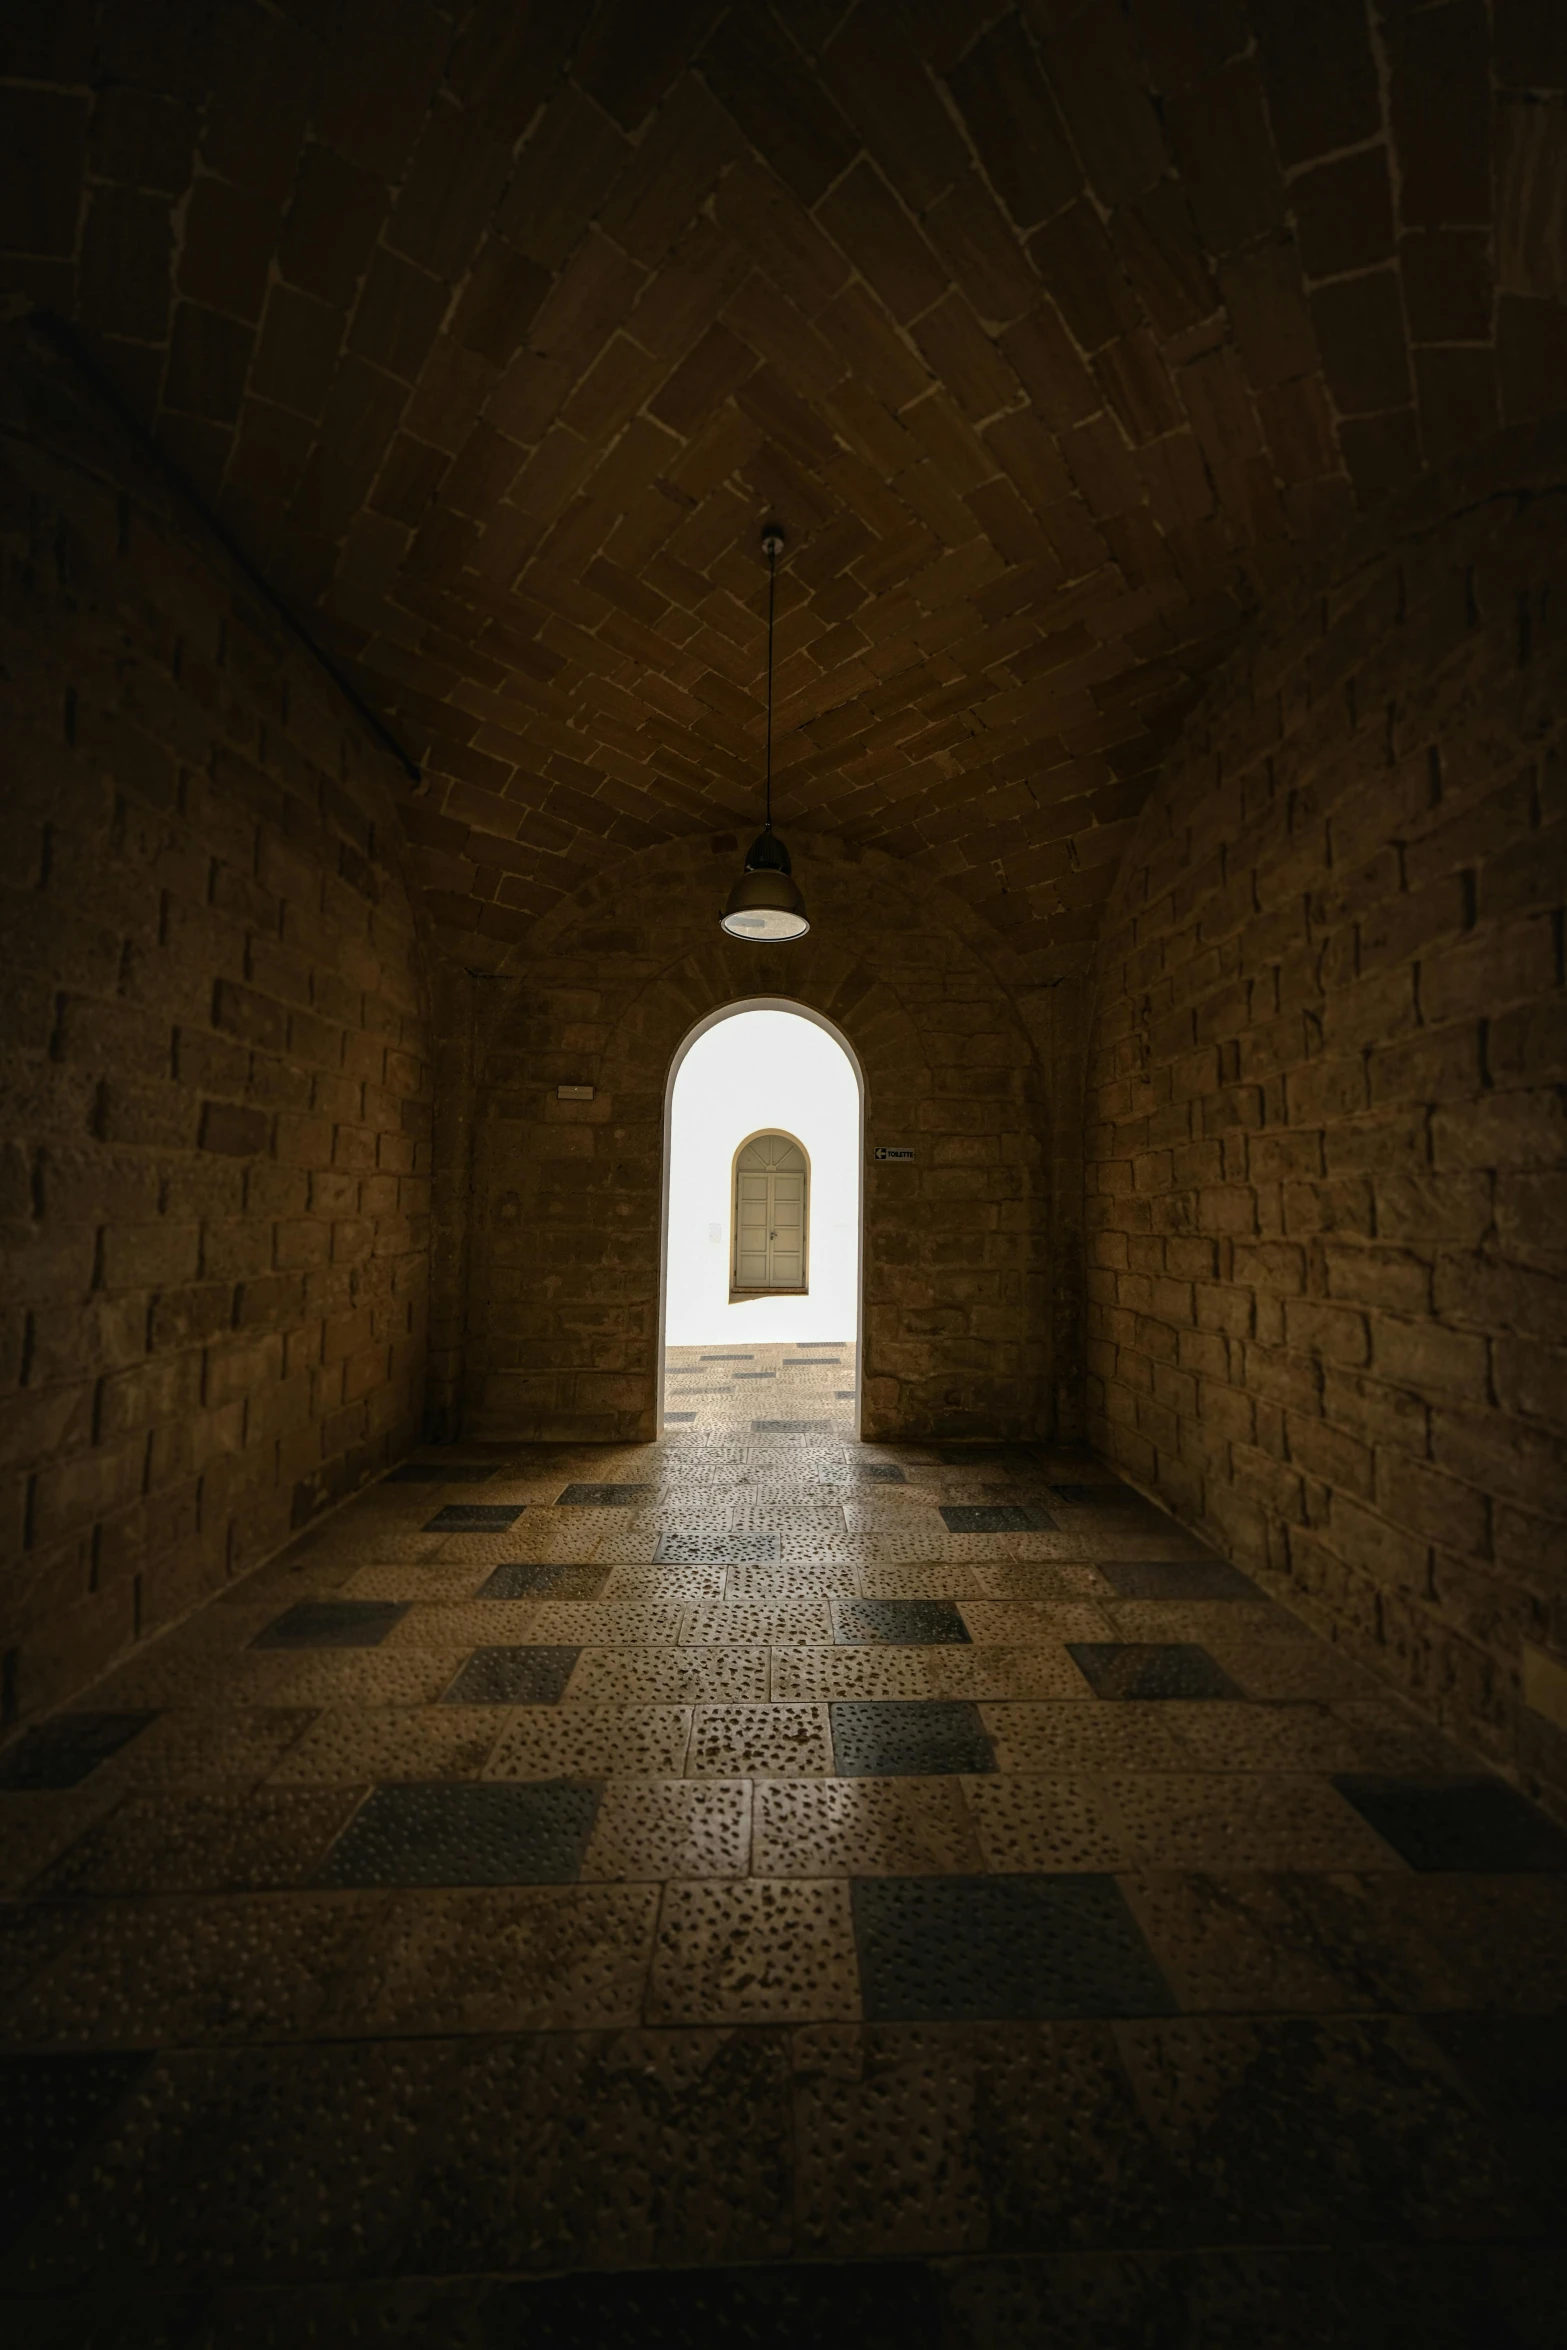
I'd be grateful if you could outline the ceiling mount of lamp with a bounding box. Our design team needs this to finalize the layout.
[720,524,810,943]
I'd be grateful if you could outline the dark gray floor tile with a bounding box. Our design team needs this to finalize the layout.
[1097,1558,1263,1599]
[664,1413,696,1423]
[831,1701,995,1776]
[557,1485,653,1507]
[733,1371,776,1379]
[0,2052,149,2241]
[654,1532,781,1563]
[789,1359,841,1366]
[836,1390,856,1399]
[477,1563,605,1600]
[0,1713,156,1790]
[939,1504,1057,1533]
[441,1648,581,1705]
[700,1353,754,1360]
[1331,1775,1567,1871]
[853,1875,1174,2021]
[832,1599,971,1646]
[856,1463,906,1483]
[1051,1482,1143,1505]
[319,1781,600,1887]
[382,1463,496,1484]
[251,1601,409,1649]
[422,1504,524,1531]
[1068,1643,1245,1700]
[403,2028,794,2275]
[753,1420,832,1433]
[480,2263,950,2346]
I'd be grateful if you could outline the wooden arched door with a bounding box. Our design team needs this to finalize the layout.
[732,1131,808,1292]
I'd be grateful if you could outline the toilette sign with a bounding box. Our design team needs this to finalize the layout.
[873,1146,915,1161]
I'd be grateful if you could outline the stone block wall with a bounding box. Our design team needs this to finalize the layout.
[1086,416,1567,1810]
[1,326,431,1725]
[463,836,1059,1445]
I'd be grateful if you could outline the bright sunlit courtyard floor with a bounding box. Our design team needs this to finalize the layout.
[1,1379,1564,2343]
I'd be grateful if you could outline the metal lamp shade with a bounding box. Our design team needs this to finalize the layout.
[720,864,810,940]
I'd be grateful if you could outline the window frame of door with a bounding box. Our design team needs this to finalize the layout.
[657,996,865,1440]
[729,1127,811,1298]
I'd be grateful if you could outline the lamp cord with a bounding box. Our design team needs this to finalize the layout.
[765,536,776,832]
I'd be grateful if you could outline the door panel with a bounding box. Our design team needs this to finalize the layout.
[732,1135,808,1290]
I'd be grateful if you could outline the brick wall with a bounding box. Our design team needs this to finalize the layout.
[1086,415,1567,1810]
[463,834,1061,1445]
[1,325,432,1725]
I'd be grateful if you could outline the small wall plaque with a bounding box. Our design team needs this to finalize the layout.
[557,1084,595,1100]
[874,1146,915,1161]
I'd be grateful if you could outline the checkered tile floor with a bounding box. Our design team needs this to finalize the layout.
[0,1421,1561,2339]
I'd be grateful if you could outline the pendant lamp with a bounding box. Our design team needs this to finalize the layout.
[721,526,809,941]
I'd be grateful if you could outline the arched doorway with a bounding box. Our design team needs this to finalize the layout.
[659,1000,863,1435]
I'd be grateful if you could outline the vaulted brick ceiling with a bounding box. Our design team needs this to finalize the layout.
[9,2,1563,976]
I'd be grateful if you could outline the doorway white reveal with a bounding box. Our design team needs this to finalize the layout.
[660,1003,862,1412]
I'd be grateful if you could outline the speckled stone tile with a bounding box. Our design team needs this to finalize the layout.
[265,1706,502,1783]
[773,1646,1091,1703]
[483,1705,691,1781]
[33,1788,365,1897]
[1114,2013,1527,2240]
[971,1561,1118,1599]
[319,1780,599,1887]
[342,1561,493,1602]
[222,1649,472,1708]
[1332,1700,1478,1773]
[83,1709,307,1793]
[686,1601,834,1645]
[791,2022,1171,2265]
[378,1600,542,1649]
[770,1646,963,1702]
[580,1780,751,1880]
[958,1601,1115,1645]
[981,1702,1188,1772]
[0,1903,92,2011]
[962,1777,1131,1873]
[1103,1600,1312,1645]
[599,1562,726,1602]
[831,1701,996,1778]
[0,1786,129,1895]
[725,1561,863,1598]
[2,1892,385,2048]
[752,1778,982,1877]
[1157,1701,1370,1773]
[852,1875,1173,2021]
[0,2048,150,2255]
[564,1644,770,1704]
[1330,1774,1567,1871]
[648,1878,860,2023]
[525,1600,687,1646]
[325,1886,664,2032]
[440,1647,580,1705]
[381,1461,498,1485]
[852,1563,989,1598]
[1204,1640,1385,1702]
[1103,1772,1404,1871]
[686,1704,833,1777]
[1116,1871,1475,2016]
[1372,1871,1567,2010]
